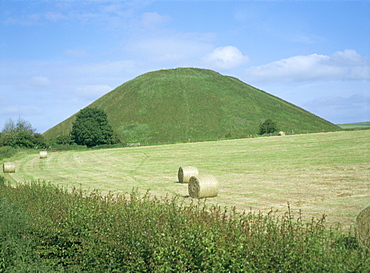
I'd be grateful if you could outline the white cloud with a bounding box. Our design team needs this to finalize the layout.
[290,34,321,44]
[64,49,88,57]
[69,60,141,80]
[2,2,138,28]
[75,85,112,100]
[102,3,130,14]
[329,49,366,66]
[45,12,67,22]
[303,93,370,124]
[203,46,250,70]
[31,76,51,86]
[127,32,215,64]
[4,10,69,26]
[4,13,42,26]
[245,50,370,82]
[140,12,169,28]
[18,76,51,90]
[0,105,43,115]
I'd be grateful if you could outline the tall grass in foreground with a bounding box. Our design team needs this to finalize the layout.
[0,178,368,272]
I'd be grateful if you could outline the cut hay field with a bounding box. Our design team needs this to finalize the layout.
[4,130,370,229]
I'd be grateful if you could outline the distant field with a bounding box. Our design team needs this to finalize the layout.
[4,130,370,229]
[338,121,370,129]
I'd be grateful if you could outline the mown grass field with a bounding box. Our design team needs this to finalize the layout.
[4,130,370,229]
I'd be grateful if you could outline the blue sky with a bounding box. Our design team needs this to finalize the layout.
[1,0,369,133]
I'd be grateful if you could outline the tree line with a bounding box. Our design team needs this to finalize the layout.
[0,108,120,149]
[0,118,46,149]
[1,107,278,149]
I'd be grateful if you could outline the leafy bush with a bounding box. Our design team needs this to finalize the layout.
[0,195,58,272]
[56,135,74,145]
[0,196,31,271]
[259,119,278,135]
[0,180,368,272]
[0,118,47,149]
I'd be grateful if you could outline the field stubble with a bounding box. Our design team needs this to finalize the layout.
[5,130,370,229]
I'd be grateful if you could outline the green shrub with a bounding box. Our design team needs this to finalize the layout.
[0,196,59,272]
[259,119,278,135]
[0,181,368,272]
[0,118,47,149]
[56,135,74,145]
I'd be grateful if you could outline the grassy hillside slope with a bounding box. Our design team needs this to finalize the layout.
[5,130,369,229]
[44,68,340,144]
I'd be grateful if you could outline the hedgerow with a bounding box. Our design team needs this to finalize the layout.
[0,178,368,272]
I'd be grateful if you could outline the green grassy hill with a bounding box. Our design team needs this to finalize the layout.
[44,68,340,144]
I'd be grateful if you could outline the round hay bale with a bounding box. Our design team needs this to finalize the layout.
[39,151,48,159]
[188,175,219,199]
[278,131,285,136]
[355,203,370,249]
[178,166,198,183]
[3,162,15,173]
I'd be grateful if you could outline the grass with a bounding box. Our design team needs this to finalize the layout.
[0,146,18,161]
[43,68,340,144]
[3,130,369,230]
[338,121,370,130]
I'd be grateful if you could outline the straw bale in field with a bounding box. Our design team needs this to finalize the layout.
[178,166,198,183]
[39,151,48,159]
[356,203,370,249]
[3,162,15,173]
[278,131,285,136]
[188,175,219,199]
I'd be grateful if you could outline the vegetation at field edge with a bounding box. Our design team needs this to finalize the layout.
[0,178,368,272]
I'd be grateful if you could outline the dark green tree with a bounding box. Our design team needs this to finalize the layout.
[71,108,114,147]
[258,119,278,135]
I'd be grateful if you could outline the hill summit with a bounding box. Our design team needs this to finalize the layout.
[44,68,340,144]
